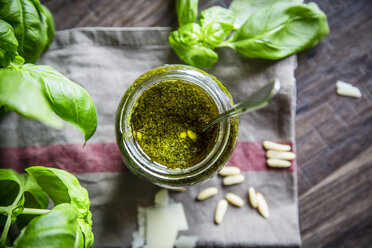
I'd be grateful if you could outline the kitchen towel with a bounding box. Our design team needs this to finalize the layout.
[0,27,301,247]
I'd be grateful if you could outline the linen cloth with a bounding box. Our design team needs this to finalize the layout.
[0,27,301,247]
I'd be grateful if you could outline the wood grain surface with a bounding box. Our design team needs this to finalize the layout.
[41,0,372,247]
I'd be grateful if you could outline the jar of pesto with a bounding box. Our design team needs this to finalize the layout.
[115,65,238,189]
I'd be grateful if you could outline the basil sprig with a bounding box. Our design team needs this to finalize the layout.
[170,0,330,68]
[0,167,94,248]
[0,0,97,143]
[0,0,54,63]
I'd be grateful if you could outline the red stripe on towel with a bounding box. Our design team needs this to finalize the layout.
[227,141,296,172]
[0,141,295,173]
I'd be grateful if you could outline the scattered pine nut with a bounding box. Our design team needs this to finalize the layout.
[263,141,291,151]
[137,132,142,141]
[248,187,258,208]
[223,175,245,186]
[225,193,244,207]
[267,158,291,168]
[219,166,240,176]
[214,199,228,225]
[266,150,296,160]
[256,193,269,218]
[197,187,218,201]
[336,80,362,98]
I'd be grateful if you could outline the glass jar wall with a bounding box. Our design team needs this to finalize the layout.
[115,65,238,189]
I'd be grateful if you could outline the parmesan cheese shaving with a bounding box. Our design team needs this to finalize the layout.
[132,189,192,248]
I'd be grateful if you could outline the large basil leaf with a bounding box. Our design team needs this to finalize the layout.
[19,64,97,142]
[198,6,235,48]
[0,20,18,68]
[176,0,198,26]
[26,166,94,247]
[0,0,53,63]
[0,67,63,129]
[169,23,218,68]
[229,0,303,28]
[226,2,329,60]
[13,203,84,248]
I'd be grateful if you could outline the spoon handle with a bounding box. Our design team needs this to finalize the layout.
[202,78,280,132]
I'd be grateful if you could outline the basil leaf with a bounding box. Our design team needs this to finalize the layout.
[0,170,48,226]
[226,2,329,60]
[198,6,235,48]
[0,0,53,63]
[13,203,84,248]
[25,167,90,214]
[22,175,48,209]
[77,211,93,248]
[0,67,63,129]
[0,20,18,68]
[16,174,49,228]
[41,5,55,51]
[20,64,97,142]
[176,0,199,26]
[169,23,218,68]
[229,0,303,29]
[0,169,24,228]
[0,169,23,207]
[26,166,94,247]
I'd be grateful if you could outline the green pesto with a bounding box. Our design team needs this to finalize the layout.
[115,65,239,187]
[131,80,219,169]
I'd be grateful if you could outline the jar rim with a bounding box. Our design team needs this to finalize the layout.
[117,65,231,182]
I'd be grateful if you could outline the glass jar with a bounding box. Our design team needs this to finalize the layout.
[115,65,238,189]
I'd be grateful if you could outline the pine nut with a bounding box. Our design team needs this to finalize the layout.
[170,187,187,192]
[197,187,218,201]
[187,130,197,140]
[219,166,240,176]
[223,175,245,186]
[248,187,258,208]
[214,199,228,225]
[263,141,291,151]
[179,131,187,138]
[256,193,269,218]
[225,193,244,207]
[267,159,291,168]
[336,80,361,98]
[266,150,296,160]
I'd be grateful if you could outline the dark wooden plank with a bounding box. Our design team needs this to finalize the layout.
[41,0,223,29]
[295,0,372,246]
[299,146,372,247]
[39,0,372,247]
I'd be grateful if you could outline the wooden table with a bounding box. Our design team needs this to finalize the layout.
[41,0,372,247]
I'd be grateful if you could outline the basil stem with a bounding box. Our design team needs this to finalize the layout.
[0,186,23,247]
[21,208,50,215]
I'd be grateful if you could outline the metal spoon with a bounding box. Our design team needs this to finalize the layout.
[202,78,281,132]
